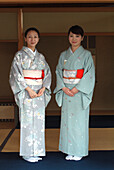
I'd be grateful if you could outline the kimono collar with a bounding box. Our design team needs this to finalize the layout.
[68,46,84,57]
[28,47,36,56]
[22,46,37,59]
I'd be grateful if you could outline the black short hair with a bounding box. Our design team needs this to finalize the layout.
[68,25,84,37]
[25,27,40,38]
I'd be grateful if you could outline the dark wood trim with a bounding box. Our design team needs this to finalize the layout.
[45,110,114,115]
[0,7,114,12]
[40,32,114,36]
[23,7,114,12]
[0,0,114,4]
[85,32,114,36]
[0,39,18,42]
[0,8,18,12]
[18,8,23,50]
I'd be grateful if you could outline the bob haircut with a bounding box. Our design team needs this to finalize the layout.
[25,27,40,38]
[68,25,84,37]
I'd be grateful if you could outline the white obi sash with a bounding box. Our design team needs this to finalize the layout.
[23,70,44,85]
[63,69,84,84]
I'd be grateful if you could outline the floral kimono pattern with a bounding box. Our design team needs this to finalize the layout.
[9,46,51,156]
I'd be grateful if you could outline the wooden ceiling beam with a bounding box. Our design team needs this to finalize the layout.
[0,0,114,4]
[23,7,114,12]
[0,7,114,12]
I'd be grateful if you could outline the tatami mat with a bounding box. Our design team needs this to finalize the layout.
[46,129,59,151]
[0,122,15,129]
[0,129,11,145]
[89,128,114,150]
[2,129,20,152]
[0,106,14,119]
[2,128,114,152]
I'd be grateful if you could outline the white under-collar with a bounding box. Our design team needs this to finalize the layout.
[70,47,73,54]
[27,47,36,56]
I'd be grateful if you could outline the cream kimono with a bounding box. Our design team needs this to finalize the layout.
[54,46,95,157]
[9,47,51,157]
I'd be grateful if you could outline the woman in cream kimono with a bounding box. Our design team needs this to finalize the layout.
[54,25,95,161]
[9,27,51,162]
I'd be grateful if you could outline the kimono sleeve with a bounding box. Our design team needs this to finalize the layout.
[9,52,28,95]
[54,52,65,107]
[54,52,66,93]
[76,52,95,109]
[42,58,52,107]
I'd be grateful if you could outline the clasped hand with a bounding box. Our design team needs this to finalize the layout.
[26,87,45,99]
[62,87,79,97]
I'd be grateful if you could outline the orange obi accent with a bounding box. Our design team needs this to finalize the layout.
[63,69,84,84]
[42,70,45,79]
[76,69,84,79]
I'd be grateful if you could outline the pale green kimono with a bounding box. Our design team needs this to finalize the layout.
[9,46,51,157]
[54,46,95,157]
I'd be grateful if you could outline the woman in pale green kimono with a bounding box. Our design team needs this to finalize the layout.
[9,27,51,162]
[54,25,95,161]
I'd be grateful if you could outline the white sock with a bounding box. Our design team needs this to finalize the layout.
[65,155,73,160]
[65,155,82,161]
[23,156,38,162]
[73,156,82,161]
[34,156,42,161]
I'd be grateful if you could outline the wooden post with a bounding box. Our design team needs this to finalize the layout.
[18,8,23,50]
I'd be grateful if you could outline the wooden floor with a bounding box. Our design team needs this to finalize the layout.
[0,129,11,145]
[0,128,114,152]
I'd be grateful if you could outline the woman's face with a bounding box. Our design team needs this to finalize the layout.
[69,32,83,49]
[25,30,39,50]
